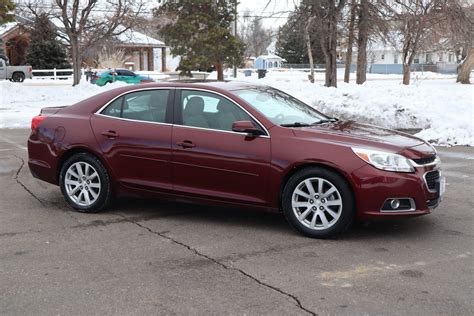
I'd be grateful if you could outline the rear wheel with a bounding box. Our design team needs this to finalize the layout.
[11,72,25,83]
[59,153,111,213]
[282,167,355,238]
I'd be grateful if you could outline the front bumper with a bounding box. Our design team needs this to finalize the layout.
[351,163,443,219]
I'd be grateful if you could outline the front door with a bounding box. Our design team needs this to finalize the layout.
[90,88,174,192]
[171,89,271,205]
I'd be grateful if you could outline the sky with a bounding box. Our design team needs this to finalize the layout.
[238,0,298,29]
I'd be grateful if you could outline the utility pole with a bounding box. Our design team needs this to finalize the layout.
[233,0,238,78]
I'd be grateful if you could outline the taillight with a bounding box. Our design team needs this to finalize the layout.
[31,115,46,131]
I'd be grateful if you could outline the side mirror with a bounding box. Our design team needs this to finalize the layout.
[232,121,265,136]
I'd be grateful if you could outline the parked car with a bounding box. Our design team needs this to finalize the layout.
[27,82,444,238]
[0,57,32,82]
[92,68,154,86]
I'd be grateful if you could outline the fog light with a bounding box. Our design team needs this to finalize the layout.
[381,198,416,212]
[390,199,400,209]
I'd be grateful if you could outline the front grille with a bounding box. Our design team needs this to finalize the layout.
[425,170,440,191]
[413,155,437,165]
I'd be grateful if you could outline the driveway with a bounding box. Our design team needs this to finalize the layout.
[0,129,473,315]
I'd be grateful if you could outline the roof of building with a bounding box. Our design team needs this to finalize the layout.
[115,29,165,47]
[0,22,19,37]
[256,54,284,61]
[3,17,165,48]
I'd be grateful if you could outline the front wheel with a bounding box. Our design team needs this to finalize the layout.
[59,153,112,213]
[282,167,355,238]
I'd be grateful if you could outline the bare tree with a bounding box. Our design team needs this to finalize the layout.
[52,0,145,86]
[311,0,347,87]
[444,0,473,84]
[344,0,357,83]
[356,0,370,84]
[304,16,316,83]
[384,0,448,85]
[240,13,273,58]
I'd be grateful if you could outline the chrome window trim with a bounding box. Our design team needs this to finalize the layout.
[380,198,416,212]
[176,87,270,138]
[410,155,440,168]
[93,86,271,138]
[171,123,269,138]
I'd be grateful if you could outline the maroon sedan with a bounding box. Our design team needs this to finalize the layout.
[28,82,445,237]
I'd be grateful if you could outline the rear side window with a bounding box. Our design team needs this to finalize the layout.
[101,97,122,117]
[100,90,170,123]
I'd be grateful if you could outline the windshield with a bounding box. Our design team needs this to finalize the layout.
[233,87,330,126]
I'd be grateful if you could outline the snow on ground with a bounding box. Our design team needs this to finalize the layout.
[0,70,472,146]
[0,80,127,128]
[232,70,473,146]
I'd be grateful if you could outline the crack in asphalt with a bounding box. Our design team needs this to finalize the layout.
[13,155,46,207]
[118,214,316,316]
[11,154,80,223]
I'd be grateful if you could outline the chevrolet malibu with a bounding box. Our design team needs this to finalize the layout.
[27,82,445,238]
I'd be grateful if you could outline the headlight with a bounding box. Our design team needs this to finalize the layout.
[352,147,415,173]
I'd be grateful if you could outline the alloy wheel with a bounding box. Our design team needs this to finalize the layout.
[64,162,101,207]
[291,177,343,230]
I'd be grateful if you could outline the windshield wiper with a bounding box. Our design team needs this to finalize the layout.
[312,118,338,125]
[280,122,311,127]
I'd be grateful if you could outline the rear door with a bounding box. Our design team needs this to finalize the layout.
[171,89,271,205]
[90,88,175,192]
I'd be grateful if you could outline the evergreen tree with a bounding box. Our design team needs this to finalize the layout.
[0,0,15,57]
[25,13,70,69]
[275,11,324,65]
[156,0,244,81]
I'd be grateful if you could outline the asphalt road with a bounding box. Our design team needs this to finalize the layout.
[0,128,473,316]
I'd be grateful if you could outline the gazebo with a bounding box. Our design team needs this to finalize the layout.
[115,29,167,72]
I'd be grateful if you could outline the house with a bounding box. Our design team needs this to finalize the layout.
[0,21,29,66]
[0,18,168,71]
[255,54,284,70]
[340,37,458,74]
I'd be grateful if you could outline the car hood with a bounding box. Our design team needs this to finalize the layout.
[291,121,435,159]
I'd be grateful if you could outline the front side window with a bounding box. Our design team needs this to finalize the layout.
[234,87,329,126]
[100,89,170,123]
[180,90,252,131]
[117,69,135,77]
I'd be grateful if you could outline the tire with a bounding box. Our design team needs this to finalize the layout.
[11,72,25,83]
[282,167,355,238]
[59,153,112,213]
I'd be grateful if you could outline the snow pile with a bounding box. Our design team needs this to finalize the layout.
[1,72,472,146]
[0,80,127,128]
[238,72,473,146]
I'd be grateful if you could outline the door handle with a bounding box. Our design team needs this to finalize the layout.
[176,140,195,148]
[101,130,119,138]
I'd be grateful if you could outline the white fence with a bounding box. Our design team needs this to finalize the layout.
[32,68,74,80]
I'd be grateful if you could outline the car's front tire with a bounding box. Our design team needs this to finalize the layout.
[59,153,112,213]
[282,167,355,238]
